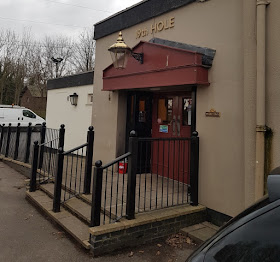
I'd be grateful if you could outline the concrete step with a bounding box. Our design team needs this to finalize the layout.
[26,190,90,250]
[40,183,112,225]
[40,183,92,224]
[80,191,126,220]
[41,183,122,222]
[40,183,81,202]
[64,197,91,225]
[180,221,219,245]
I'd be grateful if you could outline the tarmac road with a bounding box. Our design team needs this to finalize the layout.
[0,161,195,262]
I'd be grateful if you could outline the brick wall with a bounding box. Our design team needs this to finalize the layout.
[90,209,206,256]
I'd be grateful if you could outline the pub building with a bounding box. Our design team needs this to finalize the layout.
[91,0,278,221]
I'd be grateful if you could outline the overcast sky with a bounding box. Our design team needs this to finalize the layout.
[0,0,141,40]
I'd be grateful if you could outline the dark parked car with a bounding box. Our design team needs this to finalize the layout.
[187,173,280,262]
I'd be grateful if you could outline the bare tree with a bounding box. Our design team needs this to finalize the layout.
[13,29,32,104]
[42,35,74,78]
[70,28,95,72]
[26,34,74,99]
[0,29,30,104]
[0,27,94,105]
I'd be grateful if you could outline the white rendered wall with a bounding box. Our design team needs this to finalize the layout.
[46,85,93,151]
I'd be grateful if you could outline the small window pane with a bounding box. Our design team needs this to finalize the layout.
[23,110,36,118]
[87,94,93,104]
[138,98,146,122]
[158,98,173,124]
[130,96,134,123]
[183,98,192,126]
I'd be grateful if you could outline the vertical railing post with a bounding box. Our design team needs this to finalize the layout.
[0,124,5,154]
[84,126,94,194]
[58,124,65,151]
[5,123,11,157]
[24,122,32,163]
[14,123,21,160]
[126,130,138,220]
[30,141,39,192]
[53,148,64,212]
[90,160,103,227]
[190,131,199,206]
[38,122,46,169]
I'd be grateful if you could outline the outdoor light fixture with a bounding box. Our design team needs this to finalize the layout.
[108,31,143,69]
[51,57,63,78]
[69,93,78,106]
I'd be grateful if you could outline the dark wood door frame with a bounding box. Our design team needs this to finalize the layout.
[125,91,153,148]
[191,86,197,134]
[125,86,197,142]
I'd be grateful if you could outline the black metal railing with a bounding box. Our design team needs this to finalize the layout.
[0,124,8,155]
[37,127,63,184]
[6,126,17,159]
[52,126,94,212]
[90,131,199,227]
[0,122,59,166]
[29,124,64,190]
[90,152,131,226]
[135,137,191,213]
[37,139,59,183]
[17,126,28,162]
[0,123,38,162]
[61,143,88,202]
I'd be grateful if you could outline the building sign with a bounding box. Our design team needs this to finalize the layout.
[205,109,221,117]
[159,125,168,133]
[136,17,175,39]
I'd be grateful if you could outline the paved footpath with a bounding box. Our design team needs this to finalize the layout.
[0,161,196,262]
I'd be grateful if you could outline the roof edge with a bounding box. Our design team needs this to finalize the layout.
[149,38,216,66]
[94,0,196,40]
[47,71,94,91]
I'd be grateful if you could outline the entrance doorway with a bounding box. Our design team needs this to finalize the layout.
[126,89,196,184]
[152,94,192,138]
[151,93,193,183]
[126,92,153,172]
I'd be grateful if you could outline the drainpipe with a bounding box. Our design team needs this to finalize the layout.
[255,0,270,200]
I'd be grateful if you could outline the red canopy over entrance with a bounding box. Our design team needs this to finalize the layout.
[103,41,210,91]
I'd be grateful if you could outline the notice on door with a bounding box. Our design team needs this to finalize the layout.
[159,125,168,133]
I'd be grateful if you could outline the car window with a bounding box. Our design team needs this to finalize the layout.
[219,196,270,231]
[205,205,280,262]
[23,110,36,119]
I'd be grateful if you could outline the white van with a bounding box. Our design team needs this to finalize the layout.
[0,105,45,126]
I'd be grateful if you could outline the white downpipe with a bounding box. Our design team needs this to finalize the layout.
[255,0,270,200]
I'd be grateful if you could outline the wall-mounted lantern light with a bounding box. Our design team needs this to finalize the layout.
[69,93,78,106]
[108,31,143,69]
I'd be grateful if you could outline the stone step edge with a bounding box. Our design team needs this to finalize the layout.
[39,185,91,225]
[64,201,91,225]
[26,191,90,250]
[179,222,219,244]
[40,183,92,206]
[40,184,118,221]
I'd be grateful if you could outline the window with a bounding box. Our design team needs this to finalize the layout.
[23,110,36,118]
[157,98,173,124]
[129,95,134,124]
[205,203,280,262]
[138,98,146,122]
[183,98,192,126]
[87,94,93,104]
